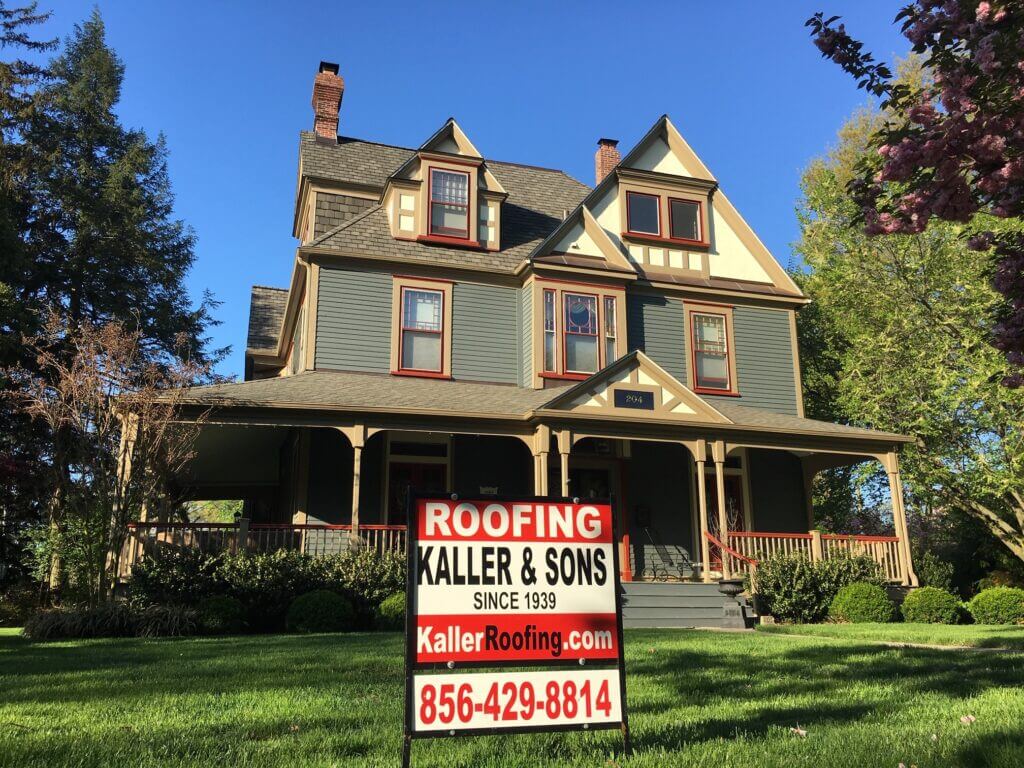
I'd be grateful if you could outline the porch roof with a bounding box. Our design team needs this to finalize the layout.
[173,368,911,445]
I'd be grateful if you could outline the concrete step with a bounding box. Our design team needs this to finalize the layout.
[621,580,752,629]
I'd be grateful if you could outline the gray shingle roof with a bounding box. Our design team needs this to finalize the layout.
[710,400,910,442]
[246,286,288,353]
[300,133,591,273]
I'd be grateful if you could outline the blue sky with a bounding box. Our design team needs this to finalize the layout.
[33,1,910,377]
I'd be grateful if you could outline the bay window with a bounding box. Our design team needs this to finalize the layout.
[429,169,469,238]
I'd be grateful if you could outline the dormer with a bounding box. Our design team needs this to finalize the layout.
[381,119,507,251]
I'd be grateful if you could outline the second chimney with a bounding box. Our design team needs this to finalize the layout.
[595,138,620,184]
[312,61,344,139]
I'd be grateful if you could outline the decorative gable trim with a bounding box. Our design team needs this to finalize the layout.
[539,350,731,424]
[533,206,636,274]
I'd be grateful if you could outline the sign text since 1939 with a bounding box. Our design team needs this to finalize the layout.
[402,496,630,763]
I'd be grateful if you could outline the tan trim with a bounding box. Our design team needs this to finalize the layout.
[304,263,319,371]
[683,301,739,396]
[639,278,810,307]
[788,309,805,418]
[307,250,522,288]
[389,276,454,378]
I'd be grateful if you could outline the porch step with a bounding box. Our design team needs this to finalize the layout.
[621,582,751,629]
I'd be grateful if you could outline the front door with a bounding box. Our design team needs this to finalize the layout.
[387,462,446,526]
[570,466,613,501]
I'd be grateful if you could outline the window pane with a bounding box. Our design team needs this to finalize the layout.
[603,297,616,337]
[402,330,442,371]
[402,289,442,331]
[431,202,468,237]
[544,332,556,372]
[605,338,616,366]
[670,199,701,241]
[430,170,469,237]
[431,170,468,204]
[627,193,659,235]
[543,290,556,332]
[564,294,597,335]
[566,334,598,372]
[693,314,729,389]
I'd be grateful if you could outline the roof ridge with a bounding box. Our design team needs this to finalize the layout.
[251,284,288,292]
[306,203,383,247]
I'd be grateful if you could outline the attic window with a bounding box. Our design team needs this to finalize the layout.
[670,199,701,242]
[429,169,470,239]
[626,192,660,236]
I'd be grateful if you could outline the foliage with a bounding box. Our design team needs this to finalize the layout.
[195,595,247,635]
[286,590,355,634]
[218,550,326,632]
[968,586,1024,625]
[978,570,1024,590]
[320,546,407,620]
[807,3,1024,381]
[754,551,882,623]
[0,583,38,626]
[914,550,955,592]
[22,603,197,640]
[794,102,1024,565]
[188,499,242,523]
[376,592,406,631]
[901,586,961,624]
[829,582,894,623]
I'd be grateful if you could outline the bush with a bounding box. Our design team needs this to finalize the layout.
[321,547,406,622]
[196,595,248,635]
[130,547,225,606]
[915,550,955,592]
[376,592,406,630]
[901,586,961,624]
[829,582,894,623]
[754,551,883,624]
[968,586,1024,625]
[0,584,39,627]
[286,590,355,633]
[22,604,197,641]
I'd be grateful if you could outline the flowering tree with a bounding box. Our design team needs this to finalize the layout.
[807,2,1024,385]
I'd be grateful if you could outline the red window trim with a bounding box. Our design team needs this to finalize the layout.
[539,371,590,381]
[397,285,445,375]
[689,309,737,395]
[625,191,661,237]
[667,197,705,245]
[562,291,600,376]
[428,167,471,240]
[542,288,557,374]
[541,287,621,378]
[415,233,482,250]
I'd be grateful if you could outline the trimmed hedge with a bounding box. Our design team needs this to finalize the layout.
[286,590,355,633]
[376,592,405,631]
[829,582,894,623]
[754,551,883,624]
[23,604,197,641]
[901,586,960,624]
[968,587,1024,625]
[196,595,248,635]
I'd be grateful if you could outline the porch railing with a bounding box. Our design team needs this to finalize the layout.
[116,520,407,581]
[704,530,904,583]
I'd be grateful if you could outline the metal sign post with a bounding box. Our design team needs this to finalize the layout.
[401,492,630,766]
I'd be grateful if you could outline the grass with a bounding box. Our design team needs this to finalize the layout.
[758,621,1024,650]
[1,626,1023,767]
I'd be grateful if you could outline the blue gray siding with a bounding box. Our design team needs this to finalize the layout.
[626,291,799,415]
[520,283,533,386]
[626,293,687,381]
[747,448,807,532]
[315,267,392,372]
[452,282,519,383]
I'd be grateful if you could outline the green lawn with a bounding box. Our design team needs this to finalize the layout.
[1,626,1023,767]
[758,621,1024,650]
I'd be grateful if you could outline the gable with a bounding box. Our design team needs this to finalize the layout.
[541,351,729,424]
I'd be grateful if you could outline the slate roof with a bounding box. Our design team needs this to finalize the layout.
[175,369,910,444]
[301,133,591,273]
[245,286,288,353]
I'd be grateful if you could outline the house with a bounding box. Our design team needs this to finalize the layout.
[122,62,918,624]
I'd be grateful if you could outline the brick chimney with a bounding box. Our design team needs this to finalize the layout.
[312,61,344,139]
[595,138,620,184]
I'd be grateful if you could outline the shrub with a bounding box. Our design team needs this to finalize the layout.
[914,550,955,592]
[321,547,406,621]
[901,586,961,624]
[977,570,1024,591]
[286,590,355,633]
[0,584,38,627]
[130,547,224,606]
[829,582,894,623]
[22,604,197,640]
[968,586,1024,625]
[376,592,406,631]
[196,595,247,635]
[754,551,883,624]
[218,550,325,632]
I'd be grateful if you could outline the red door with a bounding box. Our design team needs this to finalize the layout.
[387,463,446,525]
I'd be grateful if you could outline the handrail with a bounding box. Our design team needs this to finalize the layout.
[729,531,812,540]
[703,531,758,567]
[821,533,899,542]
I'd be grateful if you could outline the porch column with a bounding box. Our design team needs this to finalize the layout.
[712,440,730,579]
[340,425,366,539]
[885,452,918,587]
[693,440,712,583]
[533,426,550,496]
[557,430,572,498]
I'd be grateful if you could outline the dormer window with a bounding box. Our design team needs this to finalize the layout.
[626,192,660,236]
[669,198,702,243]
[429,169,470,239]
[536,282,625,382]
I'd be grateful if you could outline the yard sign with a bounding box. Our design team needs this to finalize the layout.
[402,493,630,765]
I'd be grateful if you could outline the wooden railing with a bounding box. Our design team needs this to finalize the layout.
[116,520,407,580]
[704,530,904,583]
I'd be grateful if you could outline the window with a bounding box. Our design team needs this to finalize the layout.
[692,312,731,391]
[564,293,599,373]
[603,296,617,365]
[543,289,557,372]
[429,169,469,238]
[400,288,443,372]
[626,192,660,236]
[670,199,701,242]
